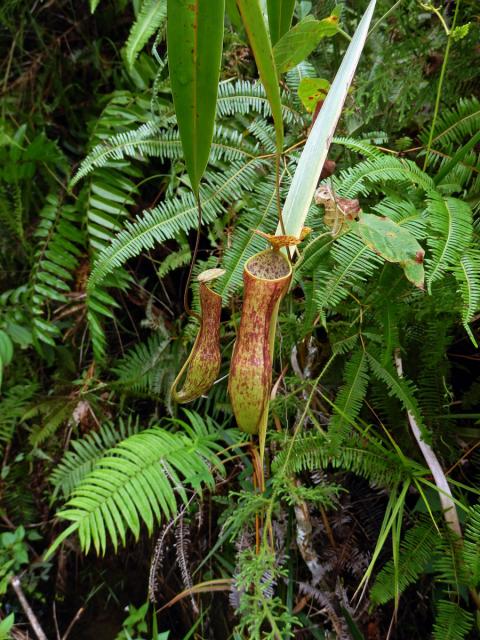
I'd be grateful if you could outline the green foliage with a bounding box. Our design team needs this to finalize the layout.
[371,520,439,604]
[124,0,167,71]
[2,1,480,638]
[425,192,473,291]
[50,416,141,500]
[167,0,225,195]
[50,413,225,555]
[112,332,174,397]
[433,601,474,640]
[327,349,369,450]
[30,195,84,348]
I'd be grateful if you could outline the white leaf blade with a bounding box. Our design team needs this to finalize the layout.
[277,0,376,242]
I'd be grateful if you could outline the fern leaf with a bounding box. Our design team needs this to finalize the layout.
[371,520,438,604]
[328,349,369,451]
[124,0,167,70]
[272,433,422,488]
[216,176,280,300]
[454,249,480,344]
[372,196,426,239]
[216,79,302,125]
[433,601,474,640]
[336,156,434,197]
[463,504,480,588]
[113,332,173,396]
[50,417,140,499]
[72,124,258,185]
[30,195,84,348]
[315,233,384,319]
[426,191,473,291]
[54,423,224,554]
[367,351,429,442]
[88,160,262,290]
[157,242,191,278]
[332,135,383,159]
[420,97,480,148]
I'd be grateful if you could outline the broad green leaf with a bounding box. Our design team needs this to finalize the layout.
[273,14,340,74]
[89,0,101,12]
[298,77,330,112]
[236,0,284,153]
[124,0,167,71]
[167,0,225,196]
[0,612,14,639]
[267,0,295,45]
[277,0,376,241]
[352,213,425,288]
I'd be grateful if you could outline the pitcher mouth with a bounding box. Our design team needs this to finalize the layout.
[245,249,291,281]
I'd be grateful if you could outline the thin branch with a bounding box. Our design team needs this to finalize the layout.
[394,350,461,537]
[10,575,48,640]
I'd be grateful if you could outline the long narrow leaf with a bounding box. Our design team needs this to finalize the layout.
[277,0,376,240]
[267,0,295,45]
[236,0,284,153]
[167,0,225,196]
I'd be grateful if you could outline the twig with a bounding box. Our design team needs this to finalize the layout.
[61,607,84,640]
[394,350,461,537]
[10,575,48,640]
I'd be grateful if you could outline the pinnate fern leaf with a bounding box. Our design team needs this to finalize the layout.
[272,433,422,488]
[88,160,262,290]
[72,124,258,185]
[50,417,140,499]
[371,520,438,604]
[367,351,429,443]
[328,349,369,451]
[433,601,474,640]
[315,233,384,320]
[337,156,434,197]
[124,0,167,71]
[454,249,480,344]
[426,191,473,292]
[51,421,224,555]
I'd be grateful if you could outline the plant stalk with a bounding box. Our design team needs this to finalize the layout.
[394,350,461,537]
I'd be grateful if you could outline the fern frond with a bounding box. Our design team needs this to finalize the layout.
[433,601,474,640]
[284,60,317,93]
[315,233,384,319]
[463,504,480,589]
[336,156,434,197]
[420,97,480,149]
[272,433,422,488]
[0,383,38,452]
[30,195,84,347]
[28,398,77,447]
[372,196,426,239]
[425,191,473,291]
[332,136,383,159]
[54,422,224,554]
[157,242,191,278]
[73,124,259,185]
[366,351,429,442]
[454,249,480,343]
[371,520,438,604]
[124,0,167,70]
[216,79,302,125]
[112,332,173,396]
[88,160,263,290]
[50,417,141,499]
[328,349,369,451]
